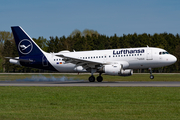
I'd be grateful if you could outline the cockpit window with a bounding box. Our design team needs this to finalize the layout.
[159,51,169,55]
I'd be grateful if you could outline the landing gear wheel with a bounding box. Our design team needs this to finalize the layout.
[89,75,95,82]
[150,75,154,79]
[97,76,103,82]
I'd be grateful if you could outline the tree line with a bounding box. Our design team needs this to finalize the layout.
[0,29,180,73]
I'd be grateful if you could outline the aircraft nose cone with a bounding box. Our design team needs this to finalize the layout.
[169,55,177,64]
[174,56,177,63]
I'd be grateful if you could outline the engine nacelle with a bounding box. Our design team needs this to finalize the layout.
[103,64,133,76]
[9,59,21,66]
[120,69,133,76]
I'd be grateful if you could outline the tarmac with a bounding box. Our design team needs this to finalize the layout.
[0,81,180,87]
[0,73,180,87]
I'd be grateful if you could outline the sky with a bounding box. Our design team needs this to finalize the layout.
[1,0,180,39]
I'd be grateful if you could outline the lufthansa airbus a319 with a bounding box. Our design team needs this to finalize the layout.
[6,26,177,82]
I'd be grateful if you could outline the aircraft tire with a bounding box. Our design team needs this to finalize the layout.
[89,75,95,82]
[150,75,154,79]
[97,76,103,82]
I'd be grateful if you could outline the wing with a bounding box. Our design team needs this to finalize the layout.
[56,54,107,70]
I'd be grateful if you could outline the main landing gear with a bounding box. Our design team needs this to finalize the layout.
[88,74,103,82]
[149,68,154,79]
[89,75,95,82]
[97,73,103,82]
[88,69,103,82]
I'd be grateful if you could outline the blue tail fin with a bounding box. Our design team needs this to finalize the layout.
[11,26,44,57]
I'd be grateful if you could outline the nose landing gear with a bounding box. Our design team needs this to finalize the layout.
[149,68,154,79]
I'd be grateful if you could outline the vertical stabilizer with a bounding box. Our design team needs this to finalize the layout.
[11,26,44,57]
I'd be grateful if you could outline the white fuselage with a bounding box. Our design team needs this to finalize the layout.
[44,47,177,72]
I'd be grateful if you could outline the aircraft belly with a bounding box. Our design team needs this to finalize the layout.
[55,64,76,72]
[129,60,169,69]
[128,60,146,69]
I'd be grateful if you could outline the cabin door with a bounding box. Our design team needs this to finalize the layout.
[146,49,153,60]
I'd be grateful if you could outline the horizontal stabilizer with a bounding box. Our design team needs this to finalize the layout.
[5,57,33,62]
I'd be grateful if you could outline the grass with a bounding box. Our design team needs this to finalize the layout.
[0,87,180,120]
[0,73,180,81]
[0,73,179,119]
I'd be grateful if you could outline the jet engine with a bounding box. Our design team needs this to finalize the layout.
[103,64,133,76]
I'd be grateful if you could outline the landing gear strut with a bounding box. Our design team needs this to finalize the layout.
[89,69,96,82]
[149,68,154,79]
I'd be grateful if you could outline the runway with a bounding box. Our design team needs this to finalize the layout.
[0,81,180,87]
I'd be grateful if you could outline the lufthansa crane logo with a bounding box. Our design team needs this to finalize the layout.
[18,39,33,54]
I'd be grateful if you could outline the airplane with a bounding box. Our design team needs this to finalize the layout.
[6,26,177,82]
